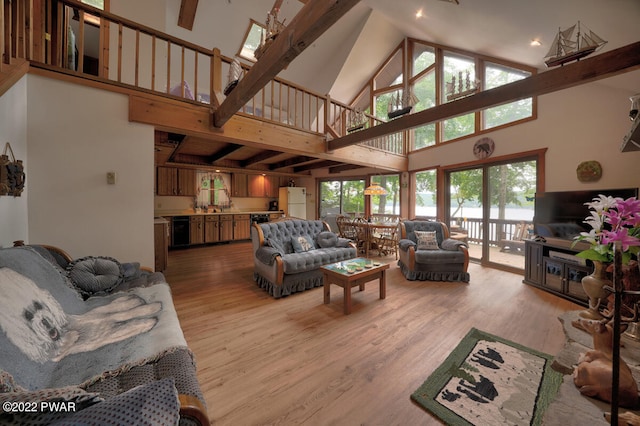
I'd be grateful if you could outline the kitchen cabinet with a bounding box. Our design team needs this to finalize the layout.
[190,216,204,245]
[219,214,234,241]
[156,167,196,196]
[248,175,280,198]
[204,215,220,243]
[233,214,251,240]
[153,219,169,272]
[156,167,177,195]
[232,173,248,197]
[178,169,197,196]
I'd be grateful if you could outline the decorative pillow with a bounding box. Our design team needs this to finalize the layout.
[291,235,316,253]
[265,238,285,254]
[415,231,439,250]
[316,231,338,248]
[66,256,124,297]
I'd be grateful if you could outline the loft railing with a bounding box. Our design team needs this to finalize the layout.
[2,0,406,155]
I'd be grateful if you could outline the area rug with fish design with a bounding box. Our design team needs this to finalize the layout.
[411,328,562,426]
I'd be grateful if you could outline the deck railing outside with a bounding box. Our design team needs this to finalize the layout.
[1,0,405,155]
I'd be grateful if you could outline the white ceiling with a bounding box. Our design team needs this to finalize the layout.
[177,0,640,103]
[359,0,640,92]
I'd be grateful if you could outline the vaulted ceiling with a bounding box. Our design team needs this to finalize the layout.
[155,0,640,175]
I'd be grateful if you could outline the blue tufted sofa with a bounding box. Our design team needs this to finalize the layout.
[251,218,357,298]
[398,220,470,283]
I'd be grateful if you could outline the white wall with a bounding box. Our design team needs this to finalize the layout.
[409,81,640,192]
[26,75,155,266]
[0,76,28,248]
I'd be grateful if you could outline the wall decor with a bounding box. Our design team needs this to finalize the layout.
[576,160,602,182]
[473,137,495,159]
[0,142,25,197]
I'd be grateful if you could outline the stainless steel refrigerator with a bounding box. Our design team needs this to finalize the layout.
[279,187,306,219]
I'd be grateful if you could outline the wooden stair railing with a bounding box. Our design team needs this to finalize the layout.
[0,0,407,157]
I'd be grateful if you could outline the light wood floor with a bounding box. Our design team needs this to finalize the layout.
[165,242,582,425]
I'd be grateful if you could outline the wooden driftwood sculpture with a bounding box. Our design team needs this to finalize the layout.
[604,410,640,425]
[572,318,639,408]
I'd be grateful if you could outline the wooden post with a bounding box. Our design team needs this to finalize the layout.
[210,47,221,108]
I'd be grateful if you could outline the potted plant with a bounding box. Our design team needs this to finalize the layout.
[572,195,640,319]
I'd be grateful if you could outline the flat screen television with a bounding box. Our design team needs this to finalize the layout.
[533,187,638,237]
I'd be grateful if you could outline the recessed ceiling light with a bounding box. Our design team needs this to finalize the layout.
[530,39,542,46]
[415,9,423,19]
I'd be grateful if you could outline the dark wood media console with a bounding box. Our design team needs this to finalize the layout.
[524,238,594,307]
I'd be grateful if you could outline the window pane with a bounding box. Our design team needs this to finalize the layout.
[412,70,436,149]
[81,0,104,9]
[239,22,265,62]
[484,63,532,129]
[443,113,475,141]
[414,170,437,218]
[319,179,365,217]
[370,175,400,215]
[443,52,476,103]
[412,44,435,77]
[374,90,398,120]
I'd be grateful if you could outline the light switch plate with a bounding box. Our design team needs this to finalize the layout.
[107,172,116,185]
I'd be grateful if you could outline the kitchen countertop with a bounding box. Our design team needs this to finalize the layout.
[155,210,284,217]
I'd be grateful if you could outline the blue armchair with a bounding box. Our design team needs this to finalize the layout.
[398,220,470,282]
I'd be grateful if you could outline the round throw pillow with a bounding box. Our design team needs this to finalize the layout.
[66,256,124,297]
[316,231,338,248]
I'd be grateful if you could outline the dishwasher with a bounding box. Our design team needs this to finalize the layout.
[172,216,190,246]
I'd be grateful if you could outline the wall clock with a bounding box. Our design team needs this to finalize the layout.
[473,137,495,159]
[576,160,602,182]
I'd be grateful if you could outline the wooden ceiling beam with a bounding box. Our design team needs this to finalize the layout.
[212,0,360,128]
[293,160,342,172]
[177,0,199,31]
[327,42,640,151]
[240,150,283,167]
[206,143,243,163]
[328,163,364,173]
[269,155,317,170]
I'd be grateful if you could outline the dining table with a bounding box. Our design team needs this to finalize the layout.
[355,221,399,258]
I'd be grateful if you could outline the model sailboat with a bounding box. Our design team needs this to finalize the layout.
[387,90,418,119]
[544,21,607,67]
[254,9,286,60]
[347,108,366,133]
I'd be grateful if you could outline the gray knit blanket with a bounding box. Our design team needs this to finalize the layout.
[0,247,187,391]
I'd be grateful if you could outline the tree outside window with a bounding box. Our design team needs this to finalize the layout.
[370,174,400,215]
[414,170,437,218]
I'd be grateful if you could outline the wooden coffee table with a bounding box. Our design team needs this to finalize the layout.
[322,258,389,315]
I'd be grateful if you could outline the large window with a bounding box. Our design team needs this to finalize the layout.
[369,174,400,215]
[414,169,437,218]
[319,179,366,218]
[442,52,476,141]
[411,45,436,149]
[238,20,265,62]
[483,63,533,129]
[347,39,536,152]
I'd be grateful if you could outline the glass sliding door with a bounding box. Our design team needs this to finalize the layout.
[444,157,538,271]
[487,160,536,269]
[447,168,484,261]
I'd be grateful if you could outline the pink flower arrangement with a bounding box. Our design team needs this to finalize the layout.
[573,194,640,264]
